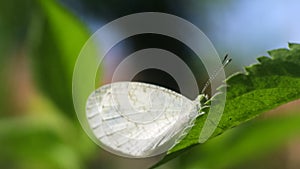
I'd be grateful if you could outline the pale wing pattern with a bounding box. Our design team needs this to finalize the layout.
[86,82,197,157]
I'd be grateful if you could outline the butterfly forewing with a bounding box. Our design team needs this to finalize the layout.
[86,81,198,158]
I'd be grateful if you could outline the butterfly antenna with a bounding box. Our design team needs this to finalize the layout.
[222,54,232,67]
[201,54,232,94]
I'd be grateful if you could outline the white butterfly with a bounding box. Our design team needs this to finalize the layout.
[86,81,205,158]
[86,56,231,158]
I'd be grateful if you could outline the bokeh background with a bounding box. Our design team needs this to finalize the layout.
[1,0,300,169]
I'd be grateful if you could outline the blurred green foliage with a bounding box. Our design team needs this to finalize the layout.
[0,0,95,169]
[0,0,33,116]
[177,112,300,169]
[31,0,91,118]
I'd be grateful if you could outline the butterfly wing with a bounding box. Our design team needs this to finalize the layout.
[86,82,198,158]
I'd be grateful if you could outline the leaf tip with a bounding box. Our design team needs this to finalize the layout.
[288,42,300,50]
[257,56,271,63]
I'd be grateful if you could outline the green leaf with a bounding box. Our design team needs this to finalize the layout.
[152,43,300,168]
[175,111,300,169]
[31,0,91,118]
